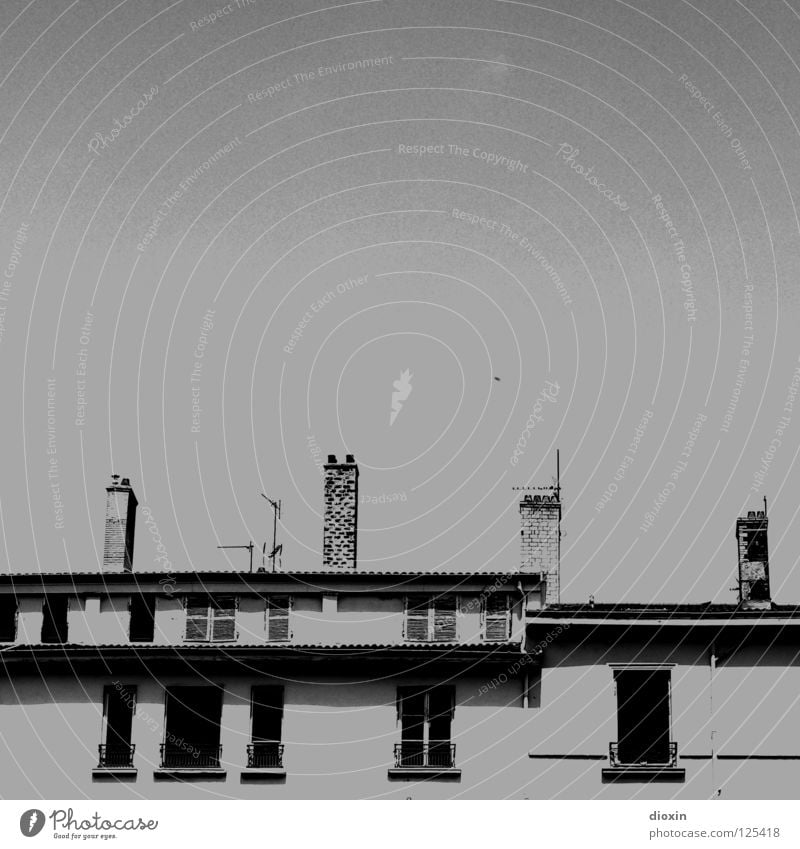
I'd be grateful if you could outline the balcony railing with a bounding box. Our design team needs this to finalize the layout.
[394,742,456,769]
[246,741,284,769]
[160,743,222,769]
[97,743,135,768]
[609,741,678,769]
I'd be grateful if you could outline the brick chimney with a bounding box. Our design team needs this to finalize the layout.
[520,493,561,606]
[103,475,138,571]
[736,508,770,609]
[323,454,358,570]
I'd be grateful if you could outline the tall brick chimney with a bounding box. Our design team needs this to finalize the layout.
[103,475,138,571]
[520,493,561,606]
[323,454,358,570]
[736,507,770,609]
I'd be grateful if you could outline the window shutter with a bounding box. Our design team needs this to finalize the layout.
[211,597,236,641]
[405,596,430,641]
[185,597,209,641]
[484,592,510,641]
[433,595,457,641]
[267,597,290,642]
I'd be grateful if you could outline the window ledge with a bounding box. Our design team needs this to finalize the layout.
[91,767,137,781]
[240,768,286,781]
[388,767,461,781]
[602,766,686,783]
[154,768,227,781]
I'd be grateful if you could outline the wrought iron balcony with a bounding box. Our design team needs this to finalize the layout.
[394,742,456,769]
[246,741,284,769]
[160,743,222,769]
[609,741,678,769]
[97,743,135,769]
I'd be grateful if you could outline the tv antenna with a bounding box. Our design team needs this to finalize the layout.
[217,541,254,572]
[513,449,562,499]
[261,493,283,572]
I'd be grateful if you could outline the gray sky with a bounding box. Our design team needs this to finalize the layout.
[1,0,799,604]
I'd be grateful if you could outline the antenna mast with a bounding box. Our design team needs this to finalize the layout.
[261,494,283,572]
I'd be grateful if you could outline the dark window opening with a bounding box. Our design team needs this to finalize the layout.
[129,594,155,642]
[99,685,136,768]
[185,596,236,642]
[0,596,17,642]
[41,595,69,643]
[405,595,457,642]
[267,597,290,642]
[248,685,284,768]
[615,670,672,766]
[396,686,455,768]
[162,686,223,768]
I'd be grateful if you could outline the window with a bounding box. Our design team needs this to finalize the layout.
[185,596,236,642]
[613,669,673,765]
[0,596,17,642]
[395,686,455,768]
[266,597,291,642]
[483,592,511,641]
[99,685,136,768]
[162,686,223,769]
[129,594,155,642]
[41,595,69,643]
[248,685,284,768]
[404,595,457,642]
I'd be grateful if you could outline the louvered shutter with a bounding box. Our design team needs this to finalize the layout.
[211,597,236,641]
[185,597,209,641]
[267,597,290,641]
[484,592,510,641]
[433,595,457,641]
[405,596,430,641]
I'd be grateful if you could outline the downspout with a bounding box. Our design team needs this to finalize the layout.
[710,641,719,797]
[517,580,529,708]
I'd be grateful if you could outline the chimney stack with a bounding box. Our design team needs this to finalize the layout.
[103,475,138,571]
[323,454,358,570]
[520,492,561,606]
[736,508,770,608]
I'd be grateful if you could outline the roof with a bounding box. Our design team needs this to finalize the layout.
[0,641,532,671]
[0,570,531,580]
[527,603,800,624]
[0,570,538,593]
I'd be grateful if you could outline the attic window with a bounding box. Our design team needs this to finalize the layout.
[404,595,457,642]
[483,593,511,641]
[185,596,236,642]
[0,596,17,642]
[41,595,69,643]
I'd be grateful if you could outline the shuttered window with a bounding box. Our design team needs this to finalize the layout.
[433,595,457,641]
[404,595,458,642]
[267,597,291,642]
[185,596,237,642]
[405,596,430,641]
[483,592,511,641]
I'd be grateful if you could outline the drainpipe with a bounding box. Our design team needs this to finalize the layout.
[710,641,719,798]
[522,670,529,709]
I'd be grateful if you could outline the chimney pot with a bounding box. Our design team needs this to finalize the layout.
[519,488,561,606]
[103,475,138,572]
[736,509,770,608]
[323,454,358,570]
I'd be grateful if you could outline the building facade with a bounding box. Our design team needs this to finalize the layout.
[0,458,798,799]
